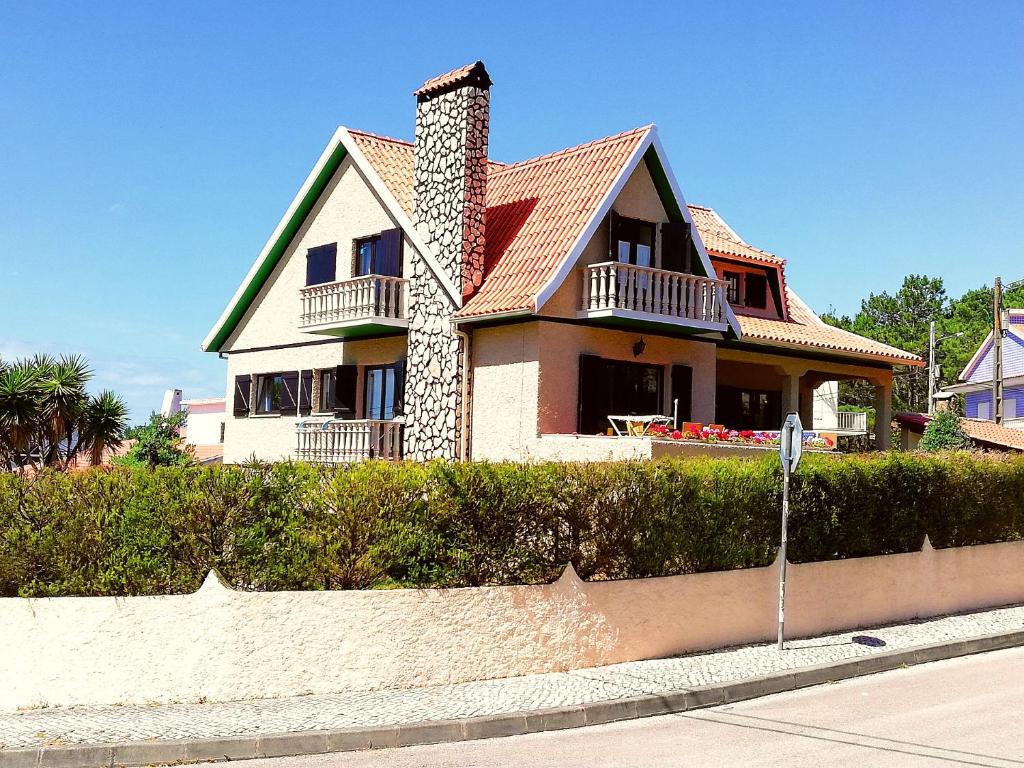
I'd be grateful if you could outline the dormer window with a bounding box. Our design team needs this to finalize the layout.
[744,273,768,310]
[724,271,741,304]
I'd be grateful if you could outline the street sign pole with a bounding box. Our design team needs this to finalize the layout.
[777,412,802,651]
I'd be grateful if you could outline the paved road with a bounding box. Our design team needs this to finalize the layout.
[207,646,1024,767]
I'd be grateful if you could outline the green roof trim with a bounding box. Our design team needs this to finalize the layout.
[207,141,349,352]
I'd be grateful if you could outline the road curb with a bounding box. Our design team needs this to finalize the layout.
[5,628,1024,767]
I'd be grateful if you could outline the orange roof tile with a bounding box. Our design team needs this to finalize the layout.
[738,290,923,365]
[350,126,920,366]
[896,412,1024,451]
[414,61,491,98]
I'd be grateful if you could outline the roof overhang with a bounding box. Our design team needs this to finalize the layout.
[202,127,460,353]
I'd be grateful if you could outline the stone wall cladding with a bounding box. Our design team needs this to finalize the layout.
[406,83,489,461]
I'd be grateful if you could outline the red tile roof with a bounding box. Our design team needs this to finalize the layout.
[895,412,1024,451]
[414,61,491,98]
[349,126,921,366]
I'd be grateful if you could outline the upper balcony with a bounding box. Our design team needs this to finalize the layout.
[579,262,729,333]
[299,275,409,337]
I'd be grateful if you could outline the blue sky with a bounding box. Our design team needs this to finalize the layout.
[1,1,1021,420]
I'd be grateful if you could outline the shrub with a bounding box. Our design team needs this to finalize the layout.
[0,452,1021,596]
[920,411,975,452]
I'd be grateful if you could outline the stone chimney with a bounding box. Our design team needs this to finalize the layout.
[404,62,491,461]
[413,60,490,298]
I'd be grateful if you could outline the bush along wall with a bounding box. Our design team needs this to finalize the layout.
[1,452,1023,597]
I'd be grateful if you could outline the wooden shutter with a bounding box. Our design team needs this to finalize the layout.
[670,365,693,427]
[334,364,358,419]
[233,375,251,417]
[298,370,313,416]
[392,360,406,417]
[745,273,768,309]
[305,243,338,286]
[577,354,608,434]
[280,372,299,415]
[377,228,403,277]
[608,211,620,262]
[660,222,691,273]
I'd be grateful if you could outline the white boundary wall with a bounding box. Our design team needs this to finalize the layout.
[1,538,1022,711]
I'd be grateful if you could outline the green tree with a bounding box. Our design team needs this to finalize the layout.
[0,354,128,471]
[115,410,194,468]
[919,411,974,452]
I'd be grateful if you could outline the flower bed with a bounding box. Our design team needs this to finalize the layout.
[647,424,834,450]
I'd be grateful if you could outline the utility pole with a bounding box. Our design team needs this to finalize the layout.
[994,277,1004,425]
[928,320,936,415]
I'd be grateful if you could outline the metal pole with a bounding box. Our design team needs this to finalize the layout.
[994,277,1004,425]
[777,432,790,650]
[928,320,936,415]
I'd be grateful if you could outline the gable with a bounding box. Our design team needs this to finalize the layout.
[963,330,1024,383]
[222,155,410,351]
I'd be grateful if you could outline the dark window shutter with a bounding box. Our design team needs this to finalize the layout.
[305,243,338,286]
[334,364,358,419]
[377,228,403,277]
[577,354,609,434]
[392,360,406,417]
[660,222,691,273]
[745,273,768,309]
[671,365,693,428]
[608,211,620,262]
[280,372,299,415]
[233,375,251,417]
[299,370,313,416]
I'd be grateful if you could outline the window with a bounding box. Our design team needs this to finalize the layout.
[978,400,991,420]
[715,386,782,430]
[577,355,664,435]
[218,422,225,443]
[724,272,741,304]
[354,228,403,277]
[612,214,655,268]
[364,361,405,420]
[255,374,285,414]
[1006,399,1017,420]
[744,273,768,309]
[319,369,337,413]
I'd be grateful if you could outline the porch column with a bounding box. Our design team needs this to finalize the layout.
[874,381,893,450]
[781,373,800,418]
[798,378,816,428]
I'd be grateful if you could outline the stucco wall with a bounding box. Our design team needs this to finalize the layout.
[184,403,225,446]
[223,156,416,352]
[2,539,1021,712]
[223,336,406,463]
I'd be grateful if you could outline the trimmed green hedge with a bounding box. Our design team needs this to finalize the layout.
[1,453,1022,596]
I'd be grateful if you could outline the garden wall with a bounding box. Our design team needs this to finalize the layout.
[2,537,1022,711]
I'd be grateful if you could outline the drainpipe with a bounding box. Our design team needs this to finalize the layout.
[452,321,471,462]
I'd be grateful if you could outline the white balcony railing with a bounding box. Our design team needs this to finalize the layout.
[581,262,728,326]
[835,410,868,434]
[296,419,403,463]
[299,275,408,332]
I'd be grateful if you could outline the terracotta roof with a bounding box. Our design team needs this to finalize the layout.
[188,444,225,464]
[688,205,783,265]
[350,127,919,365]
[414,61,491,98]
[738,290,924,365]
[895,412,1024,451]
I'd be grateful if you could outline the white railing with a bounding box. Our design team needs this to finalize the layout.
[296,419,403,463]
[581,262,728,325]
[836,411,868,433]
[300,275,408,330]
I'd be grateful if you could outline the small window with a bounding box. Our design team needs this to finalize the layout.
[365,365,398,420]
[744,273,768,309]
[255,374,285,415]
[723,272,741,304]
[319,369,336,413]
[613,215,655,268]
[978,400,991,420]
[1004,399,1016,420]
[355,236,379,276]
[354,229,403,278]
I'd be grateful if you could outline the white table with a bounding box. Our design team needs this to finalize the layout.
[607,414,674,437]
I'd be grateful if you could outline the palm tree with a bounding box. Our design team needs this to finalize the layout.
[0,354,129,471]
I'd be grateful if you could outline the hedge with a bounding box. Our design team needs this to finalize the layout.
[0,452,1022,597]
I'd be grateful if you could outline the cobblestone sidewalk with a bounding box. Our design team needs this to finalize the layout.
[2,605,1022,751]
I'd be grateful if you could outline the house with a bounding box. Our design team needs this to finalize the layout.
[202,61,920,464]
[943,309,1024,429]
[896,411,1024,452]
[180,397,226,464]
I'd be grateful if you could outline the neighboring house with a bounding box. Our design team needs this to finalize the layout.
[943,309,1024,429]
[202,61,920,464]
[896,411,1024,452]
[181,397,226,465]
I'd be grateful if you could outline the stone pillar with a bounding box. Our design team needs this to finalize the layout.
[405,62,491,461]
[780,373,800,419]
[874,381,893,450]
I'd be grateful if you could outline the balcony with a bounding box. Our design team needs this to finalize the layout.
[835,410,868,435]
[299,275,409,337]
[296,419,403,463]
[579,262,729,333]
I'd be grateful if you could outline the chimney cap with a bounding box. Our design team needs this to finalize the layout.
[415,61,491,101]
